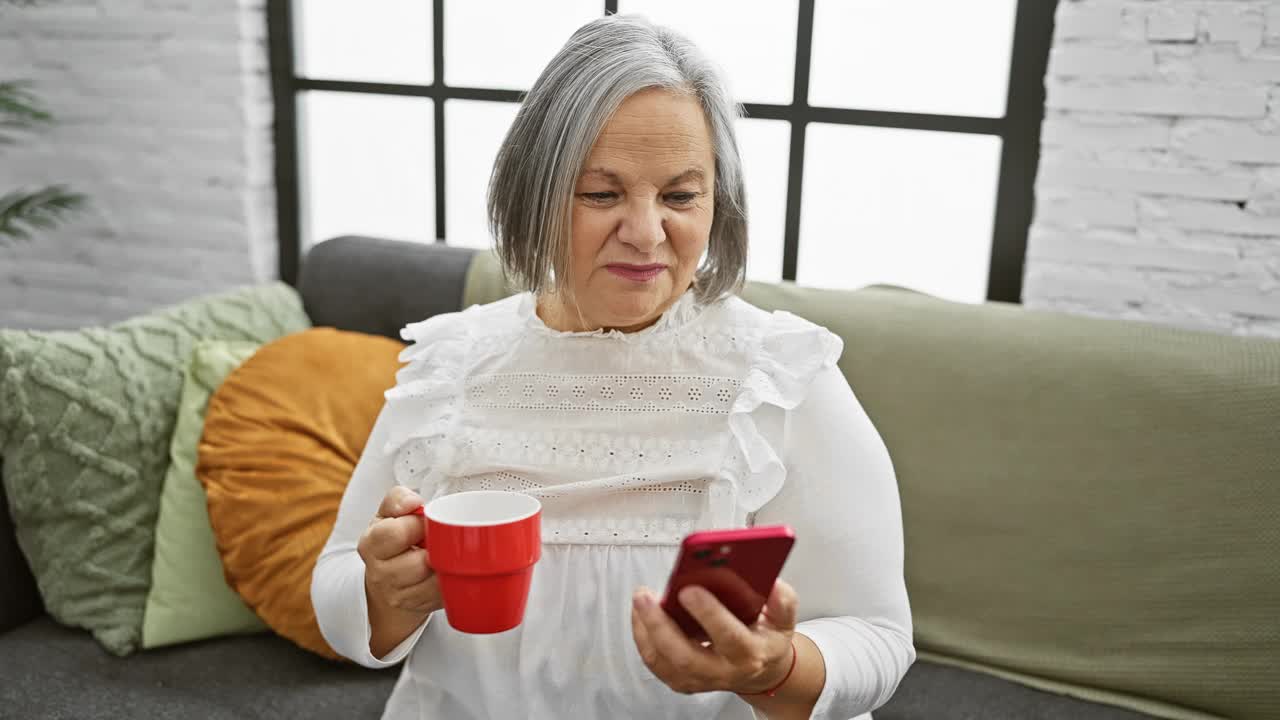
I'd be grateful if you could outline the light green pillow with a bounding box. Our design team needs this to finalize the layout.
[142,340,268,648]
[0,282,311,656]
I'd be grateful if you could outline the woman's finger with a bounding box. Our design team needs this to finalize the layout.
[630,598,661,672]
[760,578,799,632]
[378,546,433,588]
[389,575,441,613]
[364,515,425,560]
[634,588,721,685]
[377,485,423,520]
[677,586,757,664]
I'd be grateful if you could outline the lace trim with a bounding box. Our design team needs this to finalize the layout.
[444,471,729,545]
[454,472,709,498]
[452,427,717,473]
[467,373,741,415]
[543,516,697,546]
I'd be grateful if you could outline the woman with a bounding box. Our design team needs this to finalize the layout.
[312,14,913,720]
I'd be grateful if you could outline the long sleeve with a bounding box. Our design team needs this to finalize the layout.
[311,403,432,668]
[754,365,916,719]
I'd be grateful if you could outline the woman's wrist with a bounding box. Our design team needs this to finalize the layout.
[366,580,434,659]
[736,632,826,720]
[737,637,797,697]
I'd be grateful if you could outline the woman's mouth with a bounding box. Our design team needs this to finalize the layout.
[606,264,667,282]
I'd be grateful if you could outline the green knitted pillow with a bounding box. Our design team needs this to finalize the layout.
[0,282,311,655]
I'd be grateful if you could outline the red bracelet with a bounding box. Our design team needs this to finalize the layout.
[744,638,797,698]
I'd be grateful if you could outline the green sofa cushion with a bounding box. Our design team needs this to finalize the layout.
[740,281,1279,720]
[142,340,268,649]
[0,283,311,655]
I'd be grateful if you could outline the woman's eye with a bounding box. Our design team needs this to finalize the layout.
[666,192,697,206]
[582,192,617,202]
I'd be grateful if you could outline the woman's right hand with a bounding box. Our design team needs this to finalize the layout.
[358,486,442,655]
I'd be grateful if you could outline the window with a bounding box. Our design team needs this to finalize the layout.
[269,0,1058,302]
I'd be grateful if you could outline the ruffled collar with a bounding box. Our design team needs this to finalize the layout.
[521,289,703,340]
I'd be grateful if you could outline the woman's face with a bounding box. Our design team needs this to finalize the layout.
[552,88,715,333]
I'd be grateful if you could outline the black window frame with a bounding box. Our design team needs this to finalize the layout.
[268,0,1058,303]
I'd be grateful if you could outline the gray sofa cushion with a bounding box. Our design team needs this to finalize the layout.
[0,473,42,634]
[0,617,398,719]
[298,235,475,341]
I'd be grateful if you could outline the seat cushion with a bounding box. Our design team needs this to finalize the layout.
[0,616,397,719]
[878,660,1160,720]
[0,616,1156,720]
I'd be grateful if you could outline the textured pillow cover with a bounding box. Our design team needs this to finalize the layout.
[143,340,268,648]
[0,282,311,655]
[197,327,404,659]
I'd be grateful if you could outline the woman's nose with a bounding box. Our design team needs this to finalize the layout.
[616,200,665,252]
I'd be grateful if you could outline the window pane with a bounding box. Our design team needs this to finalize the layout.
[445,0,600,90]
[735,118,790,283]
[809,0,1016,118]
[299,91,433,251]
[617,0,797,105]
[294,1,432,84]
[446,100,521,249]
[797,124,1001,302]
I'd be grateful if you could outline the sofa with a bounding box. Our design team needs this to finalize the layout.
[2,235,1275,720]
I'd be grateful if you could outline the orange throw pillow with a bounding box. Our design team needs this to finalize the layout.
[197,327,405,659]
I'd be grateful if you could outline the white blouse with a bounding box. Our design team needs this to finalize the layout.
[312,291,915,720]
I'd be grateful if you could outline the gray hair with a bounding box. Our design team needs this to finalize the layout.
[487,14,748,304]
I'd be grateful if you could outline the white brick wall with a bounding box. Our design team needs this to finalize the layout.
[1027,0,1280,337]
[0,0,276,330]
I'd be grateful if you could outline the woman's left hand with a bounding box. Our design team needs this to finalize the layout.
[630,580,798,696]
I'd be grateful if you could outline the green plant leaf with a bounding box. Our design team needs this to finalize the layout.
[0,80,54,144]
[0,185,89,242]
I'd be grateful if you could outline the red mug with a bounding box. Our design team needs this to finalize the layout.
[412,491,542,634]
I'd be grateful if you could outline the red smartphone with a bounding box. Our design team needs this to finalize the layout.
[659,524,795,640]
